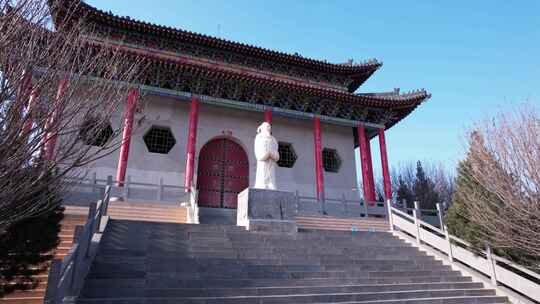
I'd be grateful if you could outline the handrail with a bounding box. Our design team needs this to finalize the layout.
[388,200,540,302]
[45,186,112,303]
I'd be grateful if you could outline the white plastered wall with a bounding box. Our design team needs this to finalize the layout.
[78,94,360,200]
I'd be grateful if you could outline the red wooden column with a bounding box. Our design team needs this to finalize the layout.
[365,137,376,201]
[357,124,376,204]
[184,96,200,191]
[264,108,272,124]
[43,77,69,161]
[116,89,139,186]
[22,89,38,136]
[313,117,325,201]
[378,128,392,201]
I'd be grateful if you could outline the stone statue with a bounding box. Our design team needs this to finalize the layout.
[254,122,279,190]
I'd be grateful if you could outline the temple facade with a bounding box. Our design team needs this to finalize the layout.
[52,0,430,209]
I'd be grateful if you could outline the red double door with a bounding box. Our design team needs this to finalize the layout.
[196,138,249,209]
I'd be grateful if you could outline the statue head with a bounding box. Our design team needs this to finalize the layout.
[257,122,272,136]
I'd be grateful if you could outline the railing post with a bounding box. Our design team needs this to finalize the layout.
[107,175,113,185]
[157,177,163,201]
[73,225,83,244]
[363,199,369,217]
[443,225,454,262]
[91,172,97,193]
[413,201,421,243]
[94,200,102,234]
[103,186,110,216]
[436,203,444,231]
[386,199,394,231]
[295,190,300,214]
[320,194,327,215]
[486,244,498,286]
[86,202,97,257]
[124,175,130,200]
[44,259,62,304]
[341,194,347,215]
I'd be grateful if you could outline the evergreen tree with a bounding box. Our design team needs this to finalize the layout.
[444,159,486,249]
[445,154,534,264]
[0,179,63,296]
[413,161,439,210]
[396,175,415,208]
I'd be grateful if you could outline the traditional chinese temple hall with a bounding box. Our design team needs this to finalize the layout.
[6,1,525,304]
[54,0,431,212]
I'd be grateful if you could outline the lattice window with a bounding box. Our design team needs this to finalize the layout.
[277,142,297,168]
[143,126,176,154]
[322,148,341,173]
[79,118,113,147]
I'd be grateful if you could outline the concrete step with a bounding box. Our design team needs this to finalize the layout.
[198,207,236,225]
[75,221,508,304]
[83,276,474,290]
[296,216,390,232]
[88,262,452,277]
[87,269,463,280]
[81,282,485,298]
[77,289,501,303]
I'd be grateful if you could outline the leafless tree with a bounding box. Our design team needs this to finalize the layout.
[462,104,539,258]
[0,0,144,230]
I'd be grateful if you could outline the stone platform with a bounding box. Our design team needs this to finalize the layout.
[237,188,297,233]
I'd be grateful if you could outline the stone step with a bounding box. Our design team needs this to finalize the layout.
[88,262,451,275]
[93,256,440,268]
[87,269,462,280]
[107,215,186,224]
[82,282,486,298]
[93,253,437,266]
[296,216,390,232]
[296,216,389,225]
[0,288,45,299]
[107,207,186,217]
[75,221,507,304]
[0,297,44,304]
[83,276,474,290]
[77,288,500,303]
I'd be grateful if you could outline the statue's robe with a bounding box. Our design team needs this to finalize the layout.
[254,133,279,190]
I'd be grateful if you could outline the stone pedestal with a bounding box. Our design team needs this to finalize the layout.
[237,188,297,233]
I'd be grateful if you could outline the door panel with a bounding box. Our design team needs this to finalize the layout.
[196,138,249,209]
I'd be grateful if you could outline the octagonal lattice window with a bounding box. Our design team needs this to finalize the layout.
[143,126,176,154]
[322,148,341,173]
[277,142,297,168]
[79,118,113,147]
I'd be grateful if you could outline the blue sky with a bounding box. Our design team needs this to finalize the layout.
[87,0,539,175]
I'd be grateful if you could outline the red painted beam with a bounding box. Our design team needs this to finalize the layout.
[313,117,325,201]
[43,77,69,161]
[378,128,392,201]
[357,124,375,204]
[264,108,272,124]
[184,96,200,191]
[116,89,139,186]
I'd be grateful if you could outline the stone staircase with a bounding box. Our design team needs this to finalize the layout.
[75,219,508,303]
[296,216,389,232]
[106,202,188,224]
[0,214,86,304]
[65,202,189,224]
